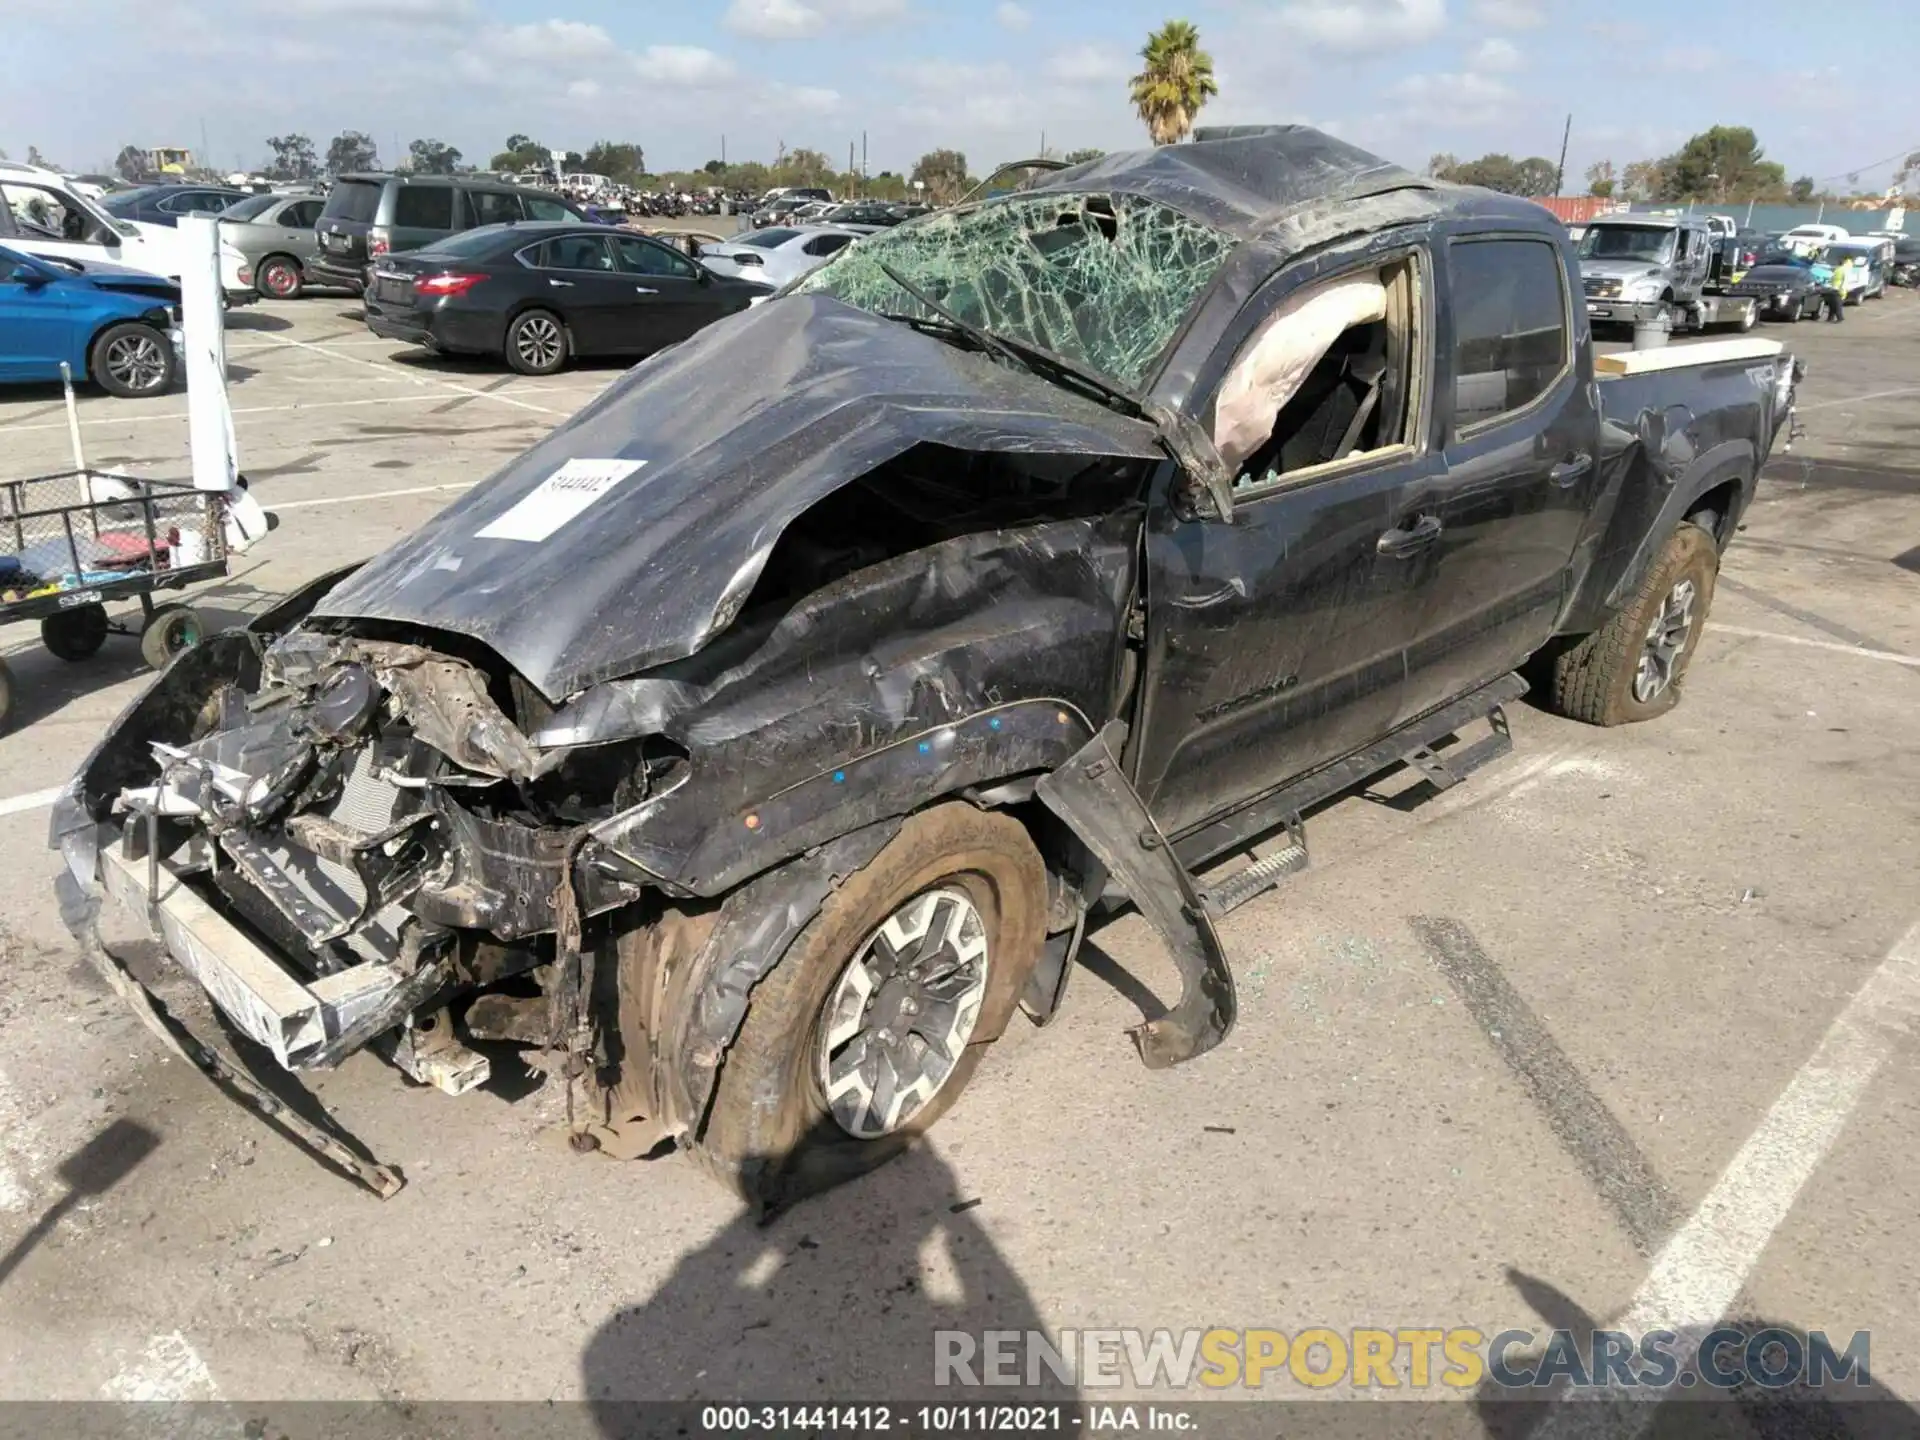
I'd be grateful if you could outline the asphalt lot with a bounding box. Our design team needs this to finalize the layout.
[0,284,1916,1430]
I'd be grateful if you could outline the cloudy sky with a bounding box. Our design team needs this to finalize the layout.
[3,0,1907,191]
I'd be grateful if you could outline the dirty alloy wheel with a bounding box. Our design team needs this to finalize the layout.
[258,256,303,299]
[505,310,568,375]
[139,604,204,671]
[1548,520,1719,726]
[41,602,110,662]
[91,322,175,398]
[688,803,1048,1206]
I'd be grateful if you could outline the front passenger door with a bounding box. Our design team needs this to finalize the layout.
[609,234,718,350]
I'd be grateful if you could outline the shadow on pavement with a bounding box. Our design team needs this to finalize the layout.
[1474,1269,1918,1439]
[0,1117,158,1289]
[580,1136,1073,1425]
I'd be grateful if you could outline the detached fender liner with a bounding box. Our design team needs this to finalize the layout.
[1036,723,1235,1067]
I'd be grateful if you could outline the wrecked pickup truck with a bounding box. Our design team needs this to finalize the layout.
[52,126,1801,1208]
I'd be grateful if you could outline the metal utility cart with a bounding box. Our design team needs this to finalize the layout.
[0,468,232,732]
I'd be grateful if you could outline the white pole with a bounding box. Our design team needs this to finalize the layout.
[60,362,87,475]
[176,215,233,495]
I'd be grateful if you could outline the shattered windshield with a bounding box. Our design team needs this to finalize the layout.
[795,191,1235,391]
[1578,226,1676,263]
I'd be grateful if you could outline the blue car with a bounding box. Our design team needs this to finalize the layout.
[0,243,181,397]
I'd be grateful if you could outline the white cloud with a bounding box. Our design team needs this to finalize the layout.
[724,0,909,39]
[1278,0,1446,52]
[1390,69,1515,124]
[489,19,613,63]
[780,84,846,114]
[994,1,1030,30]
[1471,0,1544,28]
[1470,36,1521,71]
[1044,45,1130,85]
[1655,45,1716,74]
[565,78,602,101]
[725,0,822,39]
[632,45,737,85]
[282,0,471,19]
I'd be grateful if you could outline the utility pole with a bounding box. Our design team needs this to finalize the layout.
[849,140,856,195]
[198,117,211,174]
[862,130,867,179]
[1552,113,1571,197]
[721,133,727,166]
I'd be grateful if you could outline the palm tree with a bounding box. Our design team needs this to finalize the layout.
[1129,20,1219,146]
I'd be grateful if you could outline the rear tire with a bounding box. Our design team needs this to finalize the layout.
[41,603,109,662]
[505,309,568,375]
[0,656,14,734]
[257,255,303,299]
[90,322,175,398]
[681,803,1048,1206]
[1548,521,1719,726]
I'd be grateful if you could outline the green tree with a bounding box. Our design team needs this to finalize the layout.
[490,135,549,173]
[1585,159,1616,198]
[408,138,462,174]
[774,147,835,187]
[702,158,726,176]
[581,141,645,183]
[911,148,969,203]
[1062,147,1106,166]
[325,131,379,175]
[1657,126,1785,201]
[1789,175,1816,203]
[1621,158,1664,202]
[114,144,145,181]
[1433,153,1558,197]
[1427,152,1459,178]
[1129,19,1218,145]
[266,134,319,181]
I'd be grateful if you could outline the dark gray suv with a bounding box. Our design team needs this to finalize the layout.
[310,174,587,294]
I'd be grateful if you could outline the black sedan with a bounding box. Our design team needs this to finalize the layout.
[363,223,772,374]
[100,184,250,227]
[1725,258,1830,321]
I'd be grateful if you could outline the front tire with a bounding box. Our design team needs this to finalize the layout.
[685,803,1048,1205]
[505,309,568,375]
[90,322,175,398]
[1548,521,1719,726]
[140,604,204,670]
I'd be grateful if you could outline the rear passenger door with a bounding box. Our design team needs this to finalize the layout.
[524,233,631,353]
[390,183,456,253]
[608,234,717,350]
[1391,230,1597,728]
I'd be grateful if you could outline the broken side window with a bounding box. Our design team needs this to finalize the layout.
[794,192,1236,391]
[1217,256,1423,492]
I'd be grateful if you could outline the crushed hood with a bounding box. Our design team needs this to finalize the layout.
[315,294,1163,701]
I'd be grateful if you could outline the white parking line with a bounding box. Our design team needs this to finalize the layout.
[250,334,563,416]
[274,481,478,510]
[0,392,547,434]
[1536,921,1920,1439]
[101,1331,223,1401]
[1710,623,1920,668]
[0,785,63,818]
[1797,384,1920,411]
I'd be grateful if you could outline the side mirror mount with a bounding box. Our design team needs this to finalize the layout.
[1146,401,1236,525]
[14,266,51,289]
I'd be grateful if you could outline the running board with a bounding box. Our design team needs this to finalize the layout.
[1401,704,1512,792]
[1173,672,1528,874]
[1198,818,1309,919]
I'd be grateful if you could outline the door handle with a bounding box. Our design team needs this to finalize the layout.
[1550,453,1593,487]
[634,286,658,294]
[1376,514,1443,557]
[548,278,574,288]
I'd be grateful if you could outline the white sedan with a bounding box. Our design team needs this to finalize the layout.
[698,225,867,290]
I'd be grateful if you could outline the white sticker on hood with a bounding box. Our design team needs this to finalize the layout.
[476,458,646,543]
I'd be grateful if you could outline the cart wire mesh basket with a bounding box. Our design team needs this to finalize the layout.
[1,468,230,622]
